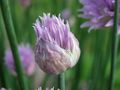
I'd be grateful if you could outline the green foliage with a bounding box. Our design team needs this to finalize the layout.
[0,0,120,90]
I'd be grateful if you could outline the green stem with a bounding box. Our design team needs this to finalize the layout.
[0,0,29,90]
[0,14,8,89]
[42,74,51,89]
[108,0,119,90]
[71,18,83,90]
[58,73,65,90]
[99,31,111,90]
[71,0,83,89]
[89,31,103,90]
[10,0,21,43]
[72,59,82,90]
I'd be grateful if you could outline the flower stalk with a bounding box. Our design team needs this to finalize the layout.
[58,73,65,90]
[0,13,8,89]
[108,0,119,90]
[0,0,29,90]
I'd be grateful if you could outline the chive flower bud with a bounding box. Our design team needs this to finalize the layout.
[33,13,80,74]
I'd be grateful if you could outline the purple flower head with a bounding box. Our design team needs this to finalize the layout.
[79,0,120,34]
[5,44,35,76]
[33,13,80,74]
[19,0,31,8]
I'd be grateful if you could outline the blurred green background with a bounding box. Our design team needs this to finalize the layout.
[0,0,120,90]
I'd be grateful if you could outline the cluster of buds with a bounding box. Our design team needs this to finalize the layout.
[33,13,80,74]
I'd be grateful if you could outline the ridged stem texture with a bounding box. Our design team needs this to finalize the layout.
[0,0,29,90]
[108,0,119,90]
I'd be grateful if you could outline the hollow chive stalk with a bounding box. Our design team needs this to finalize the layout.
[0,0,29,90]
[108,0,119,90]
[0,13,8,89]
[58,73,65,90]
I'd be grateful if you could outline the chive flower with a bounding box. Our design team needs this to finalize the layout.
[33,13,80,74]
[79,0,120,34]
[5,44,35,76]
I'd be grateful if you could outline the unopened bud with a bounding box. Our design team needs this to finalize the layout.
[33,13,80,74]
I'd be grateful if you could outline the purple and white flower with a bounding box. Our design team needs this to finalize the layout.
[33,13,80,74]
